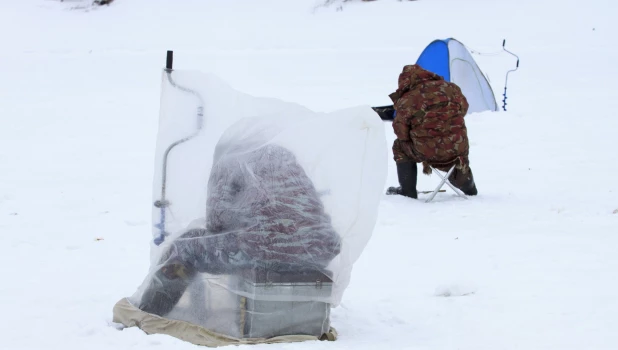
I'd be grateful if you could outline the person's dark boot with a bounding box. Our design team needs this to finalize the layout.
[139,263,195,316]
[386,161,418,199]
[448,167,478,196]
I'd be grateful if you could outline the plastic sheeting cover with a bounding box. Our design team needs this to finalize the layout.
[123,69,387,339]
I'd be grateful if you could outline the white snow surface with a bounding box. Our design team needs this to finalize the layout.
[1,0,617,349]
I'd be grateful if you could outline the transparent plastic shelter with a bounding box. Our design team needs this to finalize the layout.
[113,61,388,347]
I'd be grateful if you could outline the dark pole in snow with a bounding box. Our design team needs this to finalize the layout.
[502,40,520,111]
[166,50,173,71]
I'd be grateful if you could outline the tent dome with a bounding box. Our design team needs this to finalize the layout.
[416,38,498,114]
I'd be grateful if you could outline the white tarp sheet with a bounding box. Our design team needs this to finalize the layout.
[114,68,388,344]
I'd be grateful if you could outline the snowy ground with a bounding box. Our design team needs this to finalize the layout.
[1,0,617,349]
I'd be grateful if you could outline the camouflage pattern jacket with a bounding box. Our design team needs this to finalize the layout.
[202,143,341,272]
[139,144,342,315]
[390,64,470,173]
[157,143,341,276]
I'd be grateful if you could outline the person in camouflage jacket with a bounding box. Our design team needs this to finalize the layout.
[138,143,341,316]
[387,64,478,198]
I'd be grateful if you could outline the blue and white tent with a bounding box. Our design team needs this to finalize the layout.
[416,38,498,114]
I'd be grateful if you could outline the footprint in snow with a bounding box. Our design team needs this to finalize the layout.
[434,284,477,297]
[124,220,148,226]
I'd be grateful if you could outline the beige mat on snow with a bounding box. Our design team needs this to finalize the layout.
[112,298,337,347]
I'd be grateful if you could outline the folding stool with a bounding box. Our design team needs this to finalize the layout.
[425,165,468,203]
